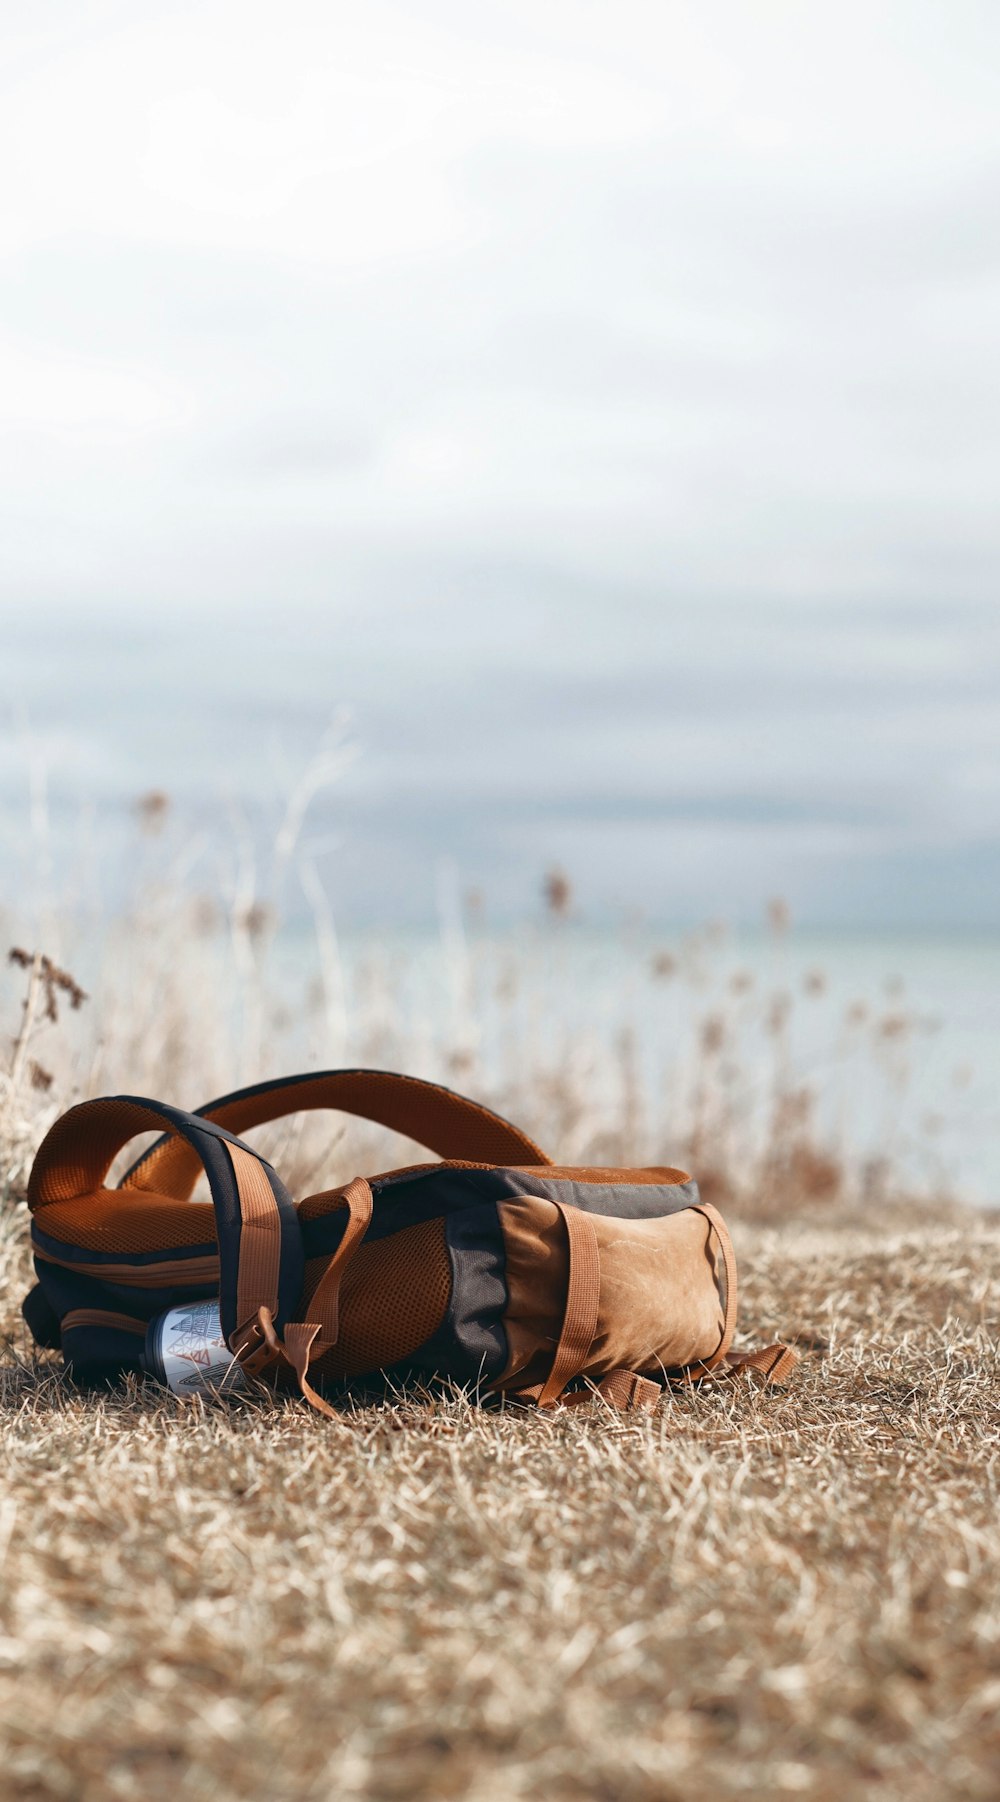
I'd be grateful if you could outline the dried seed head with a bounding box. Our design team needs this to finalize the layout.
[543,868,572,919]
[136,790,171,833]
[700,1014,725,1055]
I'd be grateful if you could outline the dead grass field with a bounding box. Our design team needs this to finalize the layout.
[1,864,997,1801]
[1,1201,997,1802]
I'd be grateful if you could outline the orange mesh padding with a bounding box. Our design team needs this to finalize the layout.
[306,1215,451,1380]
[30,1100,184,1207]
[32,1190,218,1252]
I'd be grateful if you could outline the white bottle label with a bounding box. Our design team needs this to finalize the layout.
[154,1301,246,1396]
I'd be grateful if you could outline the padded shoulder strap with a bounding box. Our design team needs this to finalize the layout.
[121,1068,551,1201]
[28,1095,304,1347]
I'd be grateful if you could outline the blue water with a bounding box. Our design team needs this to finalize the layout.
[268,923,1000,1206]
[1,894,997,1200]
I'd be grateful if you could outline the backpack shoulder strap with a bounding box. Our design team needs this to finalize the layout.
[120,1068,551,1201]
[28,1095,304,1352]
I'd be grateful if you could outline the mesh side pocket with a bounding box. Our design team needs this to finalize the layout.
[308,1214,452,1380]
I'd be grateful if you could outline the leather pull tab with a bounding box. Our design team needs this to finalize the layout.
[723,1343,801,1385]
[595,1369,661,1412]
[507,1368,661,1413]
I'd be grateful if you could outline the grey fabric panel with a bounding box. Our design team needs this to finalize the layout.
[398,1202,508,1388]
[504,1173,700,1219]
[372,1164,700,1222]
[301,1167,699,1264]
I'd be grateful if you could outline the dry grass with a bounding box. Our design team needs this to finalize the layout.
[0,1200,997,1802]
[1,806,997,1799]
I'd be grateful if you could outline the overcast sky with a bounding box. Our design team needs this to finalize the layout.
[2,1,999,926]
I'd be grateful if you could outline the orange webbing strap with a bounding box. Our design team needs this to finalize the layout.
[558,1346,800,1409]
[674,1201,738,1383]
[668,1207,800,1387]
[296,1176,374,1349]
[596,1341,800,1401]
[247,1176,374,1424]
[60,1309,148,1337]
[259,1316,345,1422]
[28,1095,304,1352]
[515,1367,662,1413]
[533,1202,602,1408]
[226,1141,288,1343]
[121,1068,552,1201]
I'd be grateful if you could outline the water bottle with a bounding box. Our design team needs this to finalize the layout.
[144,1301,246,1397]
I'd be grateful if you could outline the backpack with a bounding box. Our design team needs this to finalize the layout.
[21,1069,798,1415]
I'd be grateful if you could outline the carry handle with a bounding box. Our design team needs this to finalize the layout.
[28,1095,304,1348]
[120,1068,551,1201]
[675,1203,738,1381]
[534,1203,602,1407]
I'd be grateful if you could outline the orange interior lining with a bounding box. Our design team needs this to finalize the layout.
[510,1164,692,1185]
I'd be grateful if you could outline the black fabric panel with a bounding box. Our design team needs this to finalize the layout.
[299,1169,464,1261]
[385,1202,508,1389]
[60,1323,146,1386]
[299,1210,348,1263]
[262,1159,305,1335]
[21,1282,62,1349]
[376,1165,700,1218]
[32,1257,217,1329]
[509,1174,701,1220]
[301,1166,700,1263]
[31,1218,218,1268]
[184,1119,245,1340]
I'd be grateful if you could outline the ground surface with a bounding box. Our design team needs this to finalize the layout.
[0,1209,997,1802]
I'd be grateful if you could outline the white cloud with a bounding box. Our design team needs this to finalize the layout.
[1,1,998,922]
